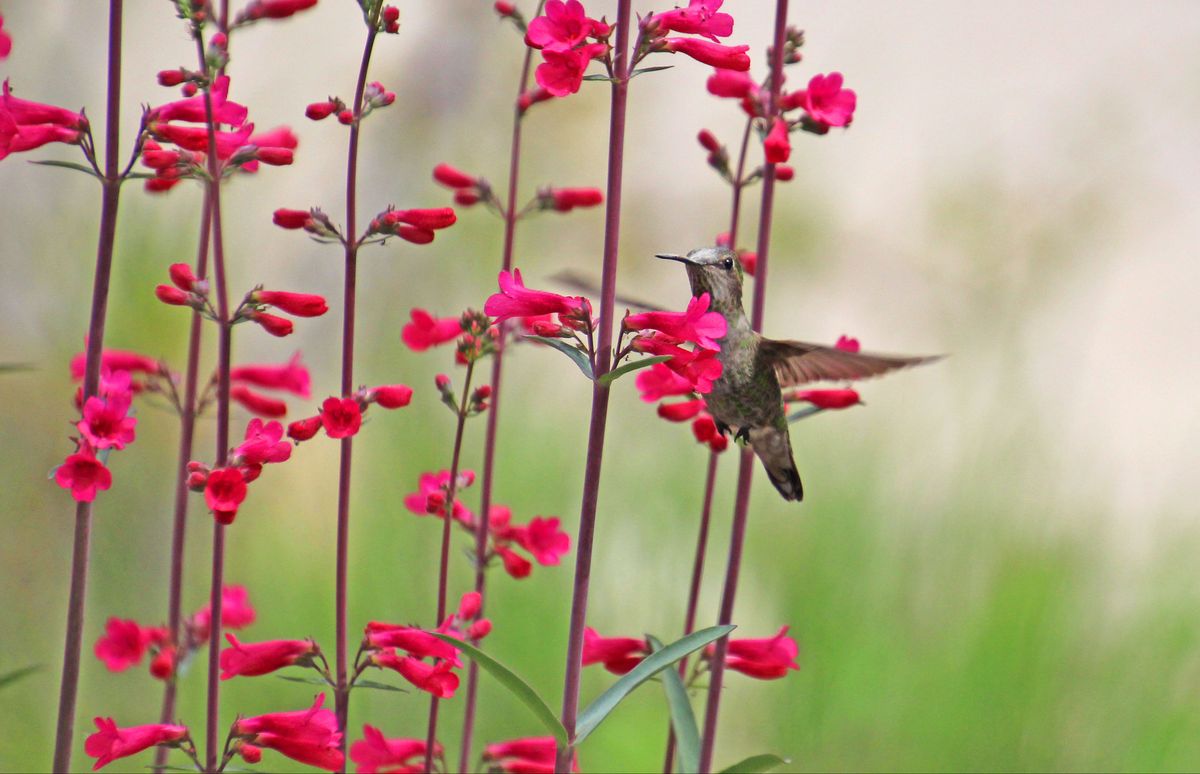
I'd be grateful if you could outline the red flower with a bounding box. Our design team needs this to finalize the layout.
[692,414,729,452]
[364,624,462,666]
[525,0,602,50]
[789,388,861,410]
[150,646,176,680]
[320,397,362,439]
[219,633,317,679]
[288,415,322,442]
[234,418,292,465]
[401,308,463,351]
[458,591,482,620]
[776,164,794,181]
[535,43,607,97]
[150,121,253,157]
[204,467,248,524]
[635,362,695,402]
[511,517,570,566]
[484,268,586,323]
[665,38,750,71]
[0,14,11,60]
[84,718,188,771]
[763,117,790,163]
[397,225,435,244]
[432,163,477,189]
[70,348,158,380]
[707,67,756,99]
[149,75,247,126]
[273,208,312,229]
[719,625,800,679]
[77,390,136,451]
[496,545,532,579]
[155,284,191,306]
[250,311,294,337]
[350,725,436,774]
[658,398,706,421]
[583,627,648,674]
[386,207,458,230]
[234,692,338,738]
[94,618,151,672]
[253,732,344,772]
[739,251,757,276]
[305,101,338,120]
[168,263,197,291]
[835,334,860,353]
[795,72,857,128]
[242,0,319,21]
[255,147,293,165]
[254,290,328,317]
[625,292,727,349]
[192,585,256,641]
[0,80,86,160]
[370,384,413,409]
[548,187,604,212]
[231,352,311,398]
[403,470,474,524]
[468,619,492,640]
[370,651,459,698]
[650,0,734,42]
[484,737,579,773]
[517,86,554,114]
[55,445,112,503]
[231,385,287,418]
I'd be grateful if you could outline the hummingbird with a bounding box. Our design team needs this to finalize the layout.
[655,246,938,502]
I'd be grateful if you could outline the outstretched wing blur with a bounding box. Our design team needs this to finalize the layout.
[760,338,941,387]
[548,269,665,313]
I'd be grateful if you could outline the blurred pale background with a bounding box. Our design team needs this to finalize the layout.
[2,1,1199,771]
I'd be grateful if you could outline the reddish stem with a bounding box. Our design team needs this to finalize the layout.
[457,5,543,768]
[425,361,476,773]
[697,3,790,771]
[556,2,632,770]
[51,3,123,770]
[334,26,379,768]
[154,194,213,773]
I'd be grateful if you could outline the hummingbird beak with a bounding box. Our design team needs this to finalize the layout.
[655,253,695,265]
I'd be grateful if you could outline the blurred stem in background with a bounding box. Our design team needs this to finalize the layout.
[698,1,790,770]
[333,13,381,765]
[458,3,546,769]
[153,195,212,774]
[663,114,754,774]
[556,1,633,770]
[51,2,124,770]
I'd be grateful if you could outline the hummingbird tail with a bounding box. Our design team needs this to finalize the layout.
[748,426,804,502]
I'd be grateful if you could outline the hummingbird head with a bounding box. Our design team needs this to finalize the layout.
[655,246,744,315]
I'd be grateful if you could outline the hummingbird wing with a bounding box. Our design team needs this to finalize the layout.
[548,269,666,313]
[760,338,941,387]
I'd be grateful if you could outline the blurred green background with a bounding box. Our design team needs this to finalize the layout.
[2,1,1199,772]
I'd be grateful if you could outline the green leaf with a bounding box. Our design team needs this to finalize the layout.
[524,335,594,380]
[631,65,674,78]
[787,406,824,423]
[719,753,790,773]
[354,679,408,693]
[29,159,100,177]
[275,674,334,687]
[597,355,672,386]
[574,625,734,745]
[430,634,567,746]
[582,74,614,82]
[0,664,42,691]
[0,363,35,374]
[648,636,700,774]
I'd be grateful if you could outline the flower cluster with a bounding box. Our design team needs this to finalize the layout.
[285,381,413,443]
[525,0,612,97]
[187,418,292,523]
[93,584,256,682]
[431,162,493,208]
[0,79,87,161]
[230,351,312,417]
[639,0,750,71]
[584,625,800,680]
[228,693,344,771]
[364,592,487,698]
[627,292,727,402]
[306,79,395,127]
[56,367,146,503]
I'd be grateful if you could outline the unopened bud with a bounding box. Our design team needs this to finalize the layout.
[337,110,355,125]
[468,618,493,640]
[156,284,192,306]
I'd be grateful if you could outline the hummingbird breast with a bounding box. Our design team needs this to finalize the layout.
[705,319,785,432]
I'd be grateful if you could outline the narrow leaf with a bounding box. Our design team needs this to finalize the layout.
[574,625,734,745]
[648,636,700,774]
[524,335,594,380]
[0,664,42,690]
[353,679,408,693]
[430,634,567,746]
[29,159,100,177]
[597,355,672,386]
[275,674,334,687]
[631,65,675,78]
[582,74,615,82]
[719,753,790,773]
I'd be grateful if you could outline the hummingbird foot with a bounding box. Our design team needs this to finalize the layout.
[715,419,733,437]
[734,426,751,444]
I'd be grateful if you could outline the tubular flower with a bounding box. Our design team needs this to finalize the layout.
[69,349,158,380]
[432,162,477,189]
[370,651,459,698]
[386,207,457,230]
[794,72,857,128]
[149,646,177,680]
[320,396,362,439]
[77,390,136,450]
[191,585,256,641]
[231,352,311,398]
[0,80,87,160]
[484,268,586,323]
[288,415,322,442]
[364,624,462,666]
[691,414,729,452]
[204,467,248,524]
[484,737,579,774]
[706,67,756,99]
[624,292,727,349]
[763,117,791,163]
[84,718,189,771]
[94,618,152,672]
[241,0,320,21]
[658,398,706,421]
[403,470,474,525]
[401,308,463,351]
[0,14,10,59]
[546,186,604,212]
[525,0,603,50]
[369,384,414,409]
[253,290,328,317]
[495,545,532,579]
[231,385,287,418]
[583,627,649,674]
[787,388,861,410]
[350,725,437,774]
[273,208,312,229]
[510,517,570,566]
[535,42,608,97]
[219,633,317,679]
[634,362,696,402]
[233,694,342,772]
[149,75,248,126]
[650,0,734,41]
[233,418,292,465]
[250,311,294,337]
[55,445,112,503]
[717,625,800,679]
[252,732,344,772]
[665,38,750,71]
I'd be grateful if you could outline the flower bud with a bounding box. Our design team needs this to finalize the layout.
[255,147,293,166]
[337,109,355,125]
[187,470,208,491]
[237,743,262,764]
[458,591,482,620]
[305,100,338,121]
[372,384,413,409]
[169,263,197,291]
[531,319,567,337]
[433,163,478,189]
[453,189,481,206]
[254,290,328,317]
[697,129,721,153]
[425,491,446,514]
[365,81,396,109]
[398,225,435,244]
[517,87,553,114]
[250,311,294,338]
[381,5,400,34]
[468,618,492,640]
[181,83,198,97]
[272,208,312,230]
[157,69,187,87]
[287,415,322,442]
[149,646,176,680]
[155,284,191,306]
[435,373,451,392]
[776,164,795,181]
[494,1,516,15]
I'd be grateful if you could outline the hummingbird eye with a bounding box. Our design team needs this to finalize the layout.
[722,257,735,271]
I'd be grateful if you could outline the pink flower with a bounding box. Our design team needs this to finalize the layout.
[650,0,733,42]
[94,618,151,672]
[77,390,136,451]
[511,517,570,566]
[350,725,437,774]
[70,349,158,380]
[249,125,299,150]
[719,625,800,679]
[658,398,706,421]
[484,737,579,773]
[835,334,860,353]
[192,585,256,641]
[320,397,362,439]
[1,79,86,129]
[548,187,604,212]
[168,263,197,291]
[458,591,482,620]
[665,38,750,71]
[764,117,790,163]
[370,384,414,409]
[517,86,555,114]
[231,352,311,399]
[691,414,729,452]
[250,310,294,337]
[155,284,191,306]
[776,164,794,181]
[496,545,532,579]
[0,80,86,160]
[305,100,338,121]
[150,121,253,158]
[795,72,856,128]
[403,470,474,525]
[231,385,287,418]
[84,718,188,771]
[370,651,459,698]
[150,646,176,680]
[242,0,320,21]
[364,624,462,666]
[624,292,727,349]
[432,163,477,189]
[386,207,457,230]
[0,14,11,60]
[788,388,861,410]
[484,268,586,323]
[253,732,344,772]
[706,67,756,99]
[535,43,608,97]
[583,627,648,674]
[234,692,338,738]
[525,0,601,50]
[149,75,248,126]
[204,467,248,524]
[254,290,328,317]
[635,362,696,402]
[288,416,322,442]
[219,633,317,679]
[55,446,112,503]
[234,418,292,465]
[401,308,463,351]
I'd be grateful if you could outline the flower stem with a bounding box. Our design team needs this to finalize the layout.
[154,193,213,773]
[556,2,632,770]
[425,360,477,773]
[51,3,123,770]
[457,4,544,767]
[334,26,378,769]
[697,3,789,771]
[662,113,753,774]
